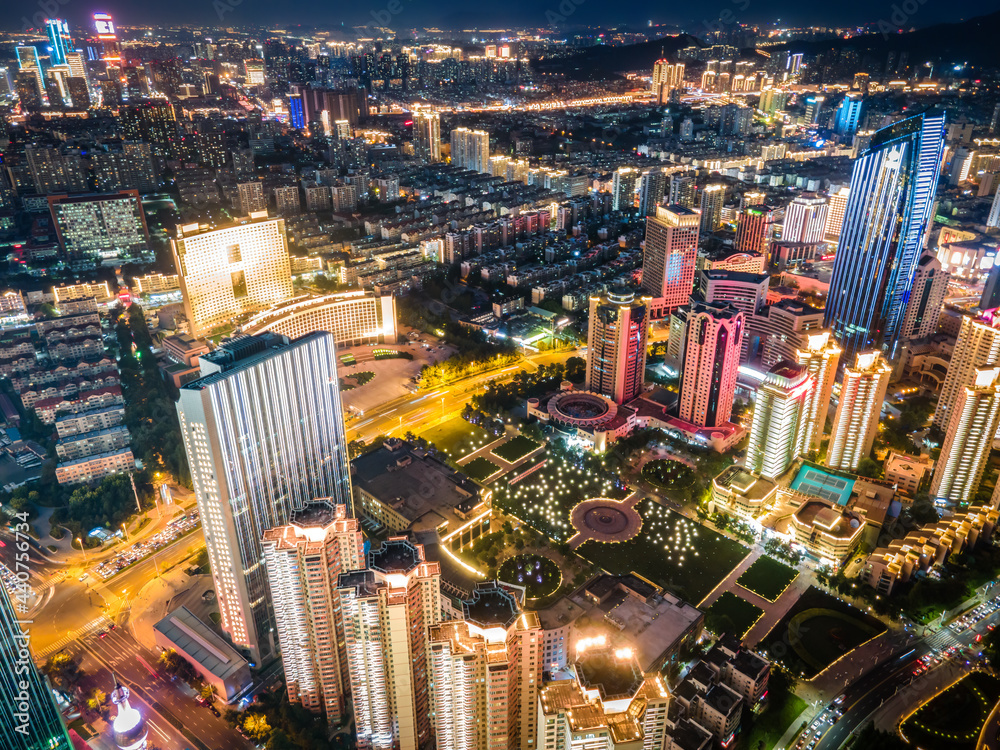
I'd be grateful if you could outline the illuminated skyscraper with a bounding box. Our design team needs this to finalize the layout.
[429,582,542,750]
[824,112,946,363]
[414,111,441,162]
[899,250,948,342]
[337,538,442,750]
[612,167,638,211]
[933,313,1000,431]
[642,204,699,315]
[734,205,775,255]
[45,19,73,66]
[794,331,841,453]
[747,362,813,479]
[930,366,1000,506]
[672,299,744,428]
[834,93,864,135]
[262,501,364,722]
[826,351,892,472]
[652,59,684,103]
[669,173,697,208]
[93,13,121,66]
[988,189,1000,229]
[176,332,352,662]
[586,288,650,405]
[782,193,829,244]
[15,46,45,103]
[823,186,850,240]
[638,168,668,216]
[171,213,292,337]
[450,128,490,173]
[0,579,72,750]
[699,184,726,234]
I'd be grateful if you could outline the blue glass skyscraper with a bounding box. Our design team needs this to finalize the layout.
[824,111,945,363]
[0,585,72,750]
[45,19,73,67]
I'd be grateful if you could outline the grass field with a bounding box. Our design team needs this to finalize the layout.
[738,556,798,602]
[493,456,628,542]
[423,417,491,459]
[762,587,887,678]
[577,499,749,603]
[741,672,807,750]
[901,672,1000,750]
[705,592,764,638]
[641,458,695,490]
[498,553,561,598]
[463,456,503,483]
[492,435,542,463]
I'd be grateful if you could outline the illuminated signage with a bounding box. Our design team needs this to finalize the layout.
[94,13,116,39]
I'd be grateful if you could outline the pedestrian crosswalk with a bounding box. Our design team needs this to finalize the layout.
[35,614,112,659]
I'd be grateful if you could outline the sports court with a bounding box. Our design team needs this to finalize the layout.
[790,465,855,506]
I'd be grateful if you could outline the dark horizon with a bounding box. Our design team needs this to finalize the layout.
[5,0,1000,37]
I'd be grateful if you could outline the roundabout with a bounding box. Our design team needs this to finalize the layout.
[569,496,643,546]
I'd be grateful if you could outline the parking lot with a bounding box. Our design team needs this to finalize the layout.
[95,511,200,579]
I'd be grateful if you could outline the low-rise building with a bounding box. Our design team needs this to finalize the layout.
[883,452,934,496]
[55,447,135,485]
[153,605,253,703]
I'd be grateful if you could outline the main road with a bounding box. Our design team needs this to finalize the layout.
[812,605,1000,749]
[345,348,580,444]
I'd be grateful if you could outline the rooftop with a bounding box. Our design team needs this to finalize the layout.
[369,537,423,574]
[463,582,520,629]
[575,649,643,702]
[153,606,249,681]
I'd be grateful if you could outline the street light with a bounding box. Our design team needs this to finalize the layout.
[76,537,88,565]
[121,523,129,543]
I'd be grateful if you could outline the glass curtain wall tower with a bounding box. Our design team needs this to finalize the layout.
[824,112,945,363]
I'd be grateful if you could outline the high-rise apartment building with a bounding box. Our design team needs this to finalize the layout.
[176,332,352,661]
[0,578,72,750]
[900,250,948,342]
[933,312,1000,430]
[15,46,45,102]
[824,112,946,363]
[759,87,788,115]
[734,205,775,255]
[237,181,267,214]
[172,213,293,337]
[612,167,639,211]
[638,168,668,216]
[826,351,892,472]
[586,288,650,405]
[824,186,850,240]
[414,111,441,162]
[930,366,1000,506]
[834,93,864,135]
[981,263,1000,310]
[337,538,442,750]
[794,331,841,453]
[24,145,88,195]
[48,191,151,265]
[782,193,829,244]
[672,299,744,427]
[699,184,726,234]
[747,362,813,479]
[652,59,685,103]
[450,128,490,173]
[262,501,364,722]
[988,189,1000,229]
[429,582,542,750]
[642,204,699,315]
[669,173,697,208]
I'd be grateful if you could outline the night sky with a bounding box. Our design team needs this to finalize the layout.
[5,0,1000,36]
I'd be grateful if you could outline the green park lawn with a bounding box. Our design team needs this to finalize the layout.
[705,591,764,638]
[901,672,1000,750]
[423,417,491,459]
[492,434,542,463]
[462,456,503,483]
[576,500,749,603]
[738,556,799,602]
[762,587,887,678]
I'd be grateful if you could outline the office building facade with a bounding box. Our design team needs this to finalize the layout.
[673,299,744,428]
[176,332,352,662]
[899,250,948,341]
[642,204,699,314]
[172,214,293,337]
[782,193,828,244]
[586,288,650,405]
[48,191,151,264]
[824,112,946,362]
